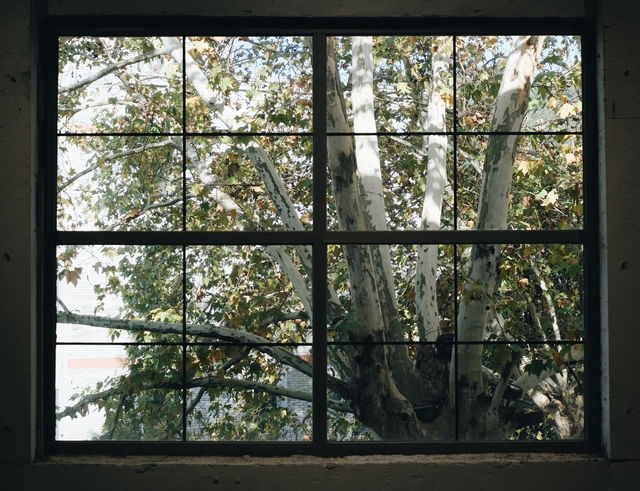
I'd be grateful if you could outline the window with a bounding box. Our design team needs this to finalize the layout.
[45,18,597,454]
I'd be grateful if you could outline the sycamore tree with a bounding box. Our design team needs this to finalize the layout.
[55,34,584,441]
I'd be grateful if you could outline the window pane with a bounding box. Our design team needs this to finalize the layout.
[57,136,182,231]
[327,135,453,231]
[456,135,583,230]
[456,243,584,343]
[58,37,183,134]
[187,246,311,344]
[456,35,582,133]
[328,36,453,133]
[187,136,312,231]
[327,343,454,441]
[456,342,584,441]
[185,36,312,133]
[185,346,312,441]
[57,245,184,343]
[56,344,183,441]
[328,244,455,343]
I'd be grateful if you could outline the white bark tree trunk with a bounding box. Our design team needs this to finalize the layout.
[327,38,426,437]
[350,37,420,398]
[327,38,384,339]
[416,46,449,343]
[454,36,544,438]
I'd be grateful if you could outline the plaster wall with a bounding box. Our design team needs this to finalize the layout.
[1,0,639,489]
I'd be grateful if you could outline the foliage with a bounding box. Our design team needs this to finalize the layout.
[55,34,584,442]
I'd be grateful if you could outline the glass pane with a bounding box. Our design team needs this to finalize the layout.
[327,343,453,441]
[57,136,182,231]
[58,37,182,133]
[56,344,183,441]
[456,244,584,342]
[456,343,584,440]
[456,36,582,132]
[185,36,312,133]
[328,36,453,133]
[328,136,453,231]
[456,135,583,230]
[186,136,312,231]
[57,245,183,343]
[328,244,455,343]
[186,246,312,343]
[185,346,312,441]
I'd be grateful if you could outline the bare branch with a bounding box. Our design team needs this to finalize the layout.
[186,387,207,416]
[59,139,177,192]
[105,194,192,231]
[57,375,350,421]
[58,46,172,94]
[57,311,350,399]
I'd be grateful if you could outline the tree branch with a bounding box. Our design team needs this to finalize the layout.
[57,375,351,421]
[351,36,420,400]
[454,37,545,425]
[183,139,315,318]
[108,394,126,440]
[57,311,350,399]
[58,46,172,94]
[58,46,170,94]
[167,48,342,317]
[59,139,177,192]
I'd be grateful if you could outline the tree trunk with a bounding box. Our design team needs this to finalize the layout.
[454,36,544,439]
[327,38,423,438]
[416,45,450,343]
[350,36,421,400]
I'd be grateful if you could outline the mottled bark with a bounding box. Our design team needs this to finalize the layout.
[416,46,450,343]
[327,38,424,438]
[454,36,544,439]
[350,36,421,400]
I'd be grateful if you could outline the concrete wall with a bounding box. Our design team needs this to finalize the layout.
[1,0,640,489]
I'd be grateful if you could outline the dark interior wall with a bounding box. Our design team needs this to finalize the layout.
[1,1,639,489]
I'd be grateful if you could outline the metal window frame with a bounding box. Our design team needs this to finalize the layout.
[38,15,600,456]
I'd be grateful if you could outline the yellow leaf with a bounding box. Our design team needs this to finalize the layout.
[123,208,140,221]
[547,96,558,108]
[516,159,533,175]
[558,103,575,118]
[541,189,559,207]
